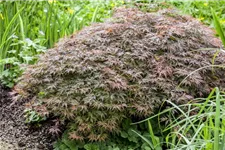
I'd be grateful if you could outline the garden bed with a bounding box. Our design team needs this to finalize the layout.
[0,85,55,150]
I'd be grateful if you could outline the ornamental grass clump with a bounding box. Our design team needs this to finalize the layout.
[14,8,225,141]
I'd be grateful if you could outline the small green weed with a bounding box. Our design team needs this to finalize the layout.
[24,108,46,124]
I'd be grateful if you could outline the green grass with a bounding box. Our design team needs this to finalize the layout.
[211,8,225,48]
[134,87,225,150]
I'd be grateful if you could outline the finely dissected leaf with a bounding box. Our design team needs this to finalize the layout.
[15,8,225,141]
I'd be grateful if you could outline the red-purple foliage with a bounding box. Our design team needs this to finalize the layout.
[15,8,225,141]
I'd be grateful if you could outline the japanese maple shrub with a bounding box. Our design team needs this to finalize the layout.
[14,8,225,141]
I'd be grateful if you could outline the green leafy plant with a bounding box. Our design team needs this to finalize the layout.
[24,108,47,124]
[0,35,47,87]
[0,57,22,87]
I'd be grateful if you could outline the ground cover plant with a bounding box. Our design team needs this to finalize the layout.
[14,5,225,149]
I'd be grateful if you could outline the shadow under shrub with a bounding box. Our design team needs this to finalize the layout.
[14,7,225,141]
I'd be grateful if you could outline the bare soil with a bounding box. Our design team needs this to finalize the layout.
[0,85,55,150]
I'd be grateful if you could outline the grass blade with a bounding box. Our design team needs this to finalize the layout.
[214,87,220,150]
[131,129,154,149]
[211,8,225,47]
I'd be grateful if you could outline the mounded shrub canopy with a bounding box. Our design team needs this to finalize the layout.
[15,8,225,141]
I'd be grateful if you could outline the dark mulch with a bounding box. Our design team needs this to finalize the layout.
[0,85,56,150]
